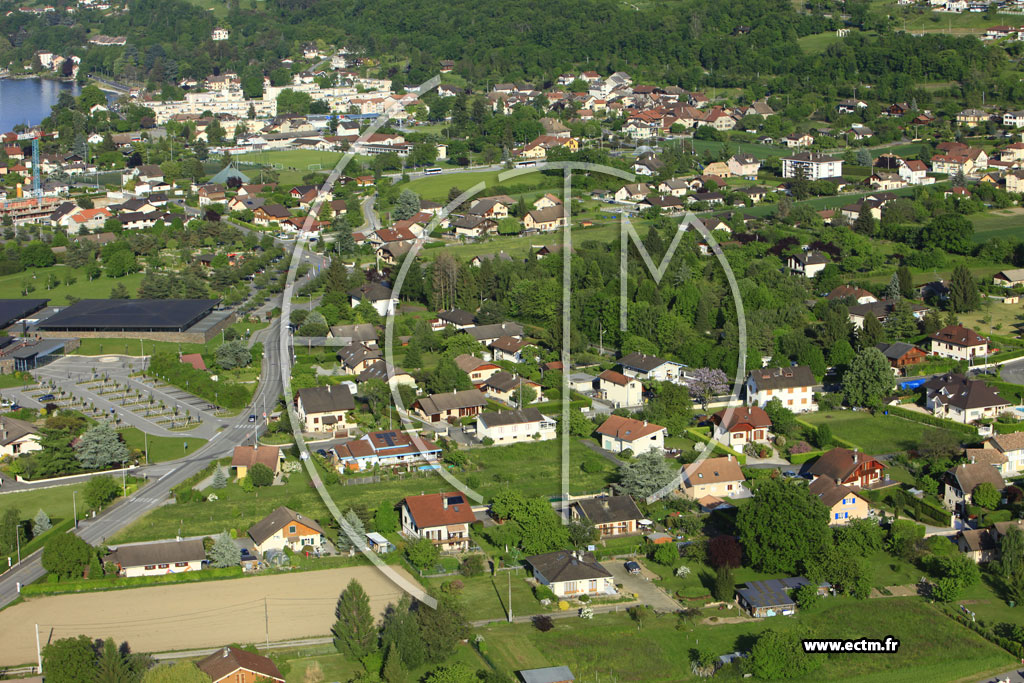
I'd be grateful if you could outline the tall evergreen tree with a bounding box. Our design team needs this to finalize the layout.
[208,531,239,567]
[858,312,884,350]
[333,579,377,658]
[948,264,980,313]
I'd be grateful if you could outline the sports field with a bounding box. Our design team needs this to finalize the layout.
[0,566,414,665]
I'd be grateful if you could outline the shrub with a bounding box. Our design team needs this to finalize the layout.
[534,614,556,630]
[460,554,485,577]
[533,584,557,602]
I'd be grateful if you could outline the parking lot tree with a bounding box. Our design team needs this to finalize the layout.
[76,422,130,469]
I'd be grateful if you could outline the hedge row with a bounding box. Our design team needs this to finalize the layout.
[788,450,825,466]
[992,421,1024,435]
[890,488,951,527]
[171,460,221,502]
[23,566,245,596]
[147,352,252,409]
[794,419,860,450]
[939,605,1024,659]
[883,405,977,435]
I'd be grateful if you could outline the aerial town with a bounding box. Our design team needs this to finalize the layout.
[2,0,1024,681]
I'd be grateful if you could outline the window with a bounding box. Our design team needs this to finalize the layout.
[589,579,597,592]
[565,581,577,594]
[144,565,156,570]
[175,562,188,567]
[289,525,297,534]
[313,417,319,424]
[834,513,841,520]
[158,563,169,569]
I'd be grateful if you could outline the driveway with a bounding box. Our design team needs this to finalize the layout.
[602,558,679,614]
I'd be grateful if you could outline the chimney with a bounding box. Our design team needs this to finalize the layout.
[853,452,858,464]
[223,647,229,658]
[727,454,732,462]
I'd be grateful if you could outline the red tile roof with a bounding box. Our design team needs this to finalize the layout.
[595,415,665,442]
[402,492,476,528]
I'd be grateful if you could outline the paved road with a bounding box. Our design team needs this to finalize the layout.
[0,320,284,610]
[1000,359,1024,385]
[361,194,380,231]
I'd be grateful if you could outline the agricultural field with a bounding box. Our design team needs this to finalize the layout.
[970,208,1024,243]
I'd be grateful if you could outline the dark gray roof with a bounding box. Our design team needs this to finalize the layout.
[438,309,476,326]
[0,299,48,328]
[466,322,524,342]
[748,365,814,390]
[736,577,817,609]
[357,361,407,382]
[875,342,918,361]
[106,539,205,568]
[484,371,530,392]
[526,550,611,583]
[618,352,672,373]
[518,666,576,683]
[330,323,378,344]
[247,506,324,546]
[38,299,218,332]
[574,496,642,526]
[0,415,39,446]
[337,342,382,368]
[349,282,395,302]
[478,408,544,428]
[296,384,354,413]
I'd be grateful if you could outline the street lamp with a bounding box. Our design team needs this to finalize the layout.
[14,523,20,565]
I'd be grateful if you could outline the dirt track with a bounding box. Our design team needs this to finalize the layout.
[0,566,415,666]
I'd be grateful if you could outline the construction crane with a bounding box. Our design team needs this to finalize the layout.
[15,129,58,198]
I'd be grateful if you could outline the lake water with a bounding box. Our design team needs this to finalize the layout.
[0,78,86,132]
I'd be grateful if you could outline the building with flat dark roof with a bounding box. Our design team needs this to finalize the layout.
[36,299,233,343]
[0,299,48,330]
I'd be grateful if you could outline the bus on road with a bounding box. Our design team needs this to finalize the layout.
[423,167,443,175]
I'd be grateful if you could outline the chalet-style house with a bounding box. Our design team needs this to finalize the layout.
[571,495,643,537]
[104,539,205,578]
[413,389,488,423]
[942,462,1006,512]
[230,445,282,479]
[808,477,870,525]
[197,647,286,683]
[745,365,816,413]
[787,251,829,278]
[929,325,989,361]
[490,335,529,363]
[401,492,475,552]
[617,352,685,383]
[526,549,614,598]
[922,373,1010,424]
[710,406,772,449]
[332,430,441,472]
[454,354,502,386]
[337,341,383,374]
[0,415,41,458]
[596,369,643,408]
[247,506,325,555]
[475,408,557,444]
[875,342,927,374]
[595,415,666,454]
[295,384,356,433]
[681,456,746,499]
[807,448,885,489]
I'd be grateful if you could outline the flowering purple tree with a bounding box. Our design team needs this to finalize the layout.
[689,367,728,411]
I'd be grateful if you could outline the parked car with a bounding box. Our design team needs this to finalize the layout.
[625,561,641,575]
[39,394,54,401]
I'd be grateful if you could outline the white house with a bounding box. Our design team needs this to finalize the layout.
[781,152,843,180]
[475,408,557,445]
[348,282,399,317]
[295,384,356,433]
[104,539,206,578]
[745,365,817,412]
[247,506,325,555]
[595,415,666,454]
[0,416,41,459]
[526,549,614,598]
[596,369,643,408]
[400,492,475,553]
[618,352,685,383]
[929,324,988,361]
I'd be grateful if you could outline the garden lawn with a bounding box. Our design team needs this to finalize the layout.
[0,481,88,524]
[478,597,1016,682]
[119,428,207,464]
[110,437,616,543]
[0,266,145,305]
[280,641,490,683]
[425,570,544,622]
[799,411,957,455]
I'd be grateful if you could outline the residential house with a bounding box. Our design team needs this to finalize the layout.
[787,250,829,278]
[618,352,685,383]
[727,154,761,179]
[295,384,356,433]
[197,647,286,683]
[875,342,927,374]
[929,324,989,360]
[847,299,929,330]
[596,369,643,407]
[956,108,990,128]
[614,183,651,203]
[400,492,475,552]
[333,430,441,472]
[104,539,205,578]
[781,152,843,180]
[964,447,1012,477]
[807,448,886,489]
[736,577,827,618]
[247,506,325,555]
[475,407,557,444]
[490,335,529,363]
[923,373,1010,424]
[466,322,524,346]
[526,549,614,598]
[348,282,399,317]
[571,496,643,537]
[329,323,378,346]
[595,415,666,454]
[782,133,815,148]
[711,406,772,449]
[337,342,383,374]
[657,178,689,198]
[533,193,563,211]
[983,431,1024,474]
[454,354,502,386]
[482,371,543,406]
[826,285,877,305]
[680,456,746,499]
[253,203,291,226]
[942,462,1006,511]
[523,206,564,232]
[0,415,41,458]
[745,365,816,412]
[956,520,1024,563]
[230,445,282,479]
[808,477,871,525]
[993,268,1024,287]
[412,389,488,423]
[356,361,416,389]
[433,308,476,331]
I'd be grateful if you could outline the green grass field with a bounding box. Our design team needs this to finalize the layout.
[71,321,260,357]
[479,597,1015,682]
[970,208,1024,244]
[404,169,552,202]
[110,438,616,543]
[799,411,958,455]
[797,31,853,54]
[0,482,87,524]
[0,266,145,306]
[280,640,489,683]
[235,149,347,172]
[119,428,207,464]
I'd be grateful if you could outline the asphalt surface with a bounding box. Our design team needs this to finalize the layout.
[0,320,284,610]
